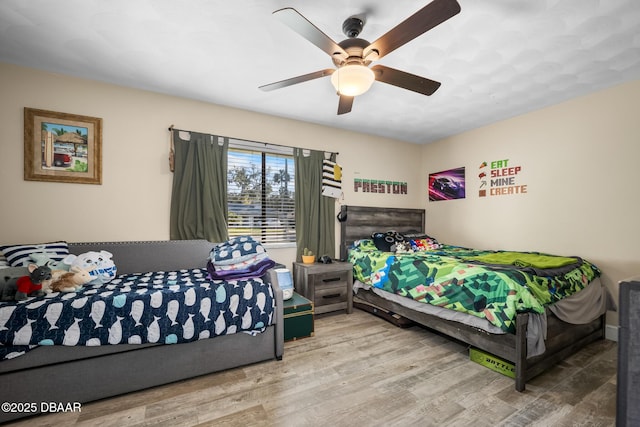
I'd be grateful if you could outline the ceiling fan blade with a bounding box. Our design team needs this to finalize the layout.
[259,69,335,92]
[274,8,348,61]
[364,0,461,60]
[372,65,441,96]
[337,95,354,115]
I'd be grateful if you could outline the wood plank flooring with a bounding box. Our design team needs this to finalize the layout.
[6,309,617,427]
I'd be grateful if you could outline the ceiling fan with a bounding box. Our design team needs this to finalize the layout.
[259,0,461,115]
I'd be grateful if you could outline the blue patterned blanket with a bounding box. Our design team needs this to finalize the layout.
[0,268,275,360]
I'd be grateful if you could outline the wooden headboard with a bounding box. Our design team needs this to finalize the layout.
[339,205,425,260]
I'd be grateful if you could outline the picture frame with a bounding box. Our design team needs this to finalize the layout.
[428,166,466,201]
[24,107,102,184]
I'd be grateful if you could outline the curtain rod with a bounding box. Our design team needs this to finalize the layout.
[168,125,339,156]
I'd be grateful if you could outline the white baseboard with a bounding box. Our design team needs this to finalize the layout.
[605,324,619,342]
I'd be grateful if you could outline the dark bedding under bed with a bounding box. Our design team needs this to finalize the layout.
[339,205,612,391]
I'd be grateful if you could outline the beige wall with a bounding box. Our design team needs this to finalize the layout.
[2,62,636,328]
[0,62,423,268]
[422,79,640,328]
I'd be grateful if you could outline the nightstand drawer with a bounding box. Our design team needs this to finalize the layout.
[314,282,348,309]
[293,261,354,315]
[313,271,349,288]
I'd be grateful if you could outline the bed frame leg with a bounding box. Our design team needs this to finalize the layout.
[515,312,529,392]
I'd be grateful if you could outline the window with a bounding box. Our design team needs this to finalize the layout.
[227,140,295,244]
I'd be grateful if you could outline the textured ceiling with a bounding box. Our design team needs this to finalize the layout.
[1,0,639,144]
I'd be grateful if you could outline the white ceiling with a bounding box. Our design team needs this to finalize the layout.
[1,0,639,144]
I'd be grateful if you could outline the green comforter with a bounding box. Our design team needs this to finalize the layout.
[348,242,600,333]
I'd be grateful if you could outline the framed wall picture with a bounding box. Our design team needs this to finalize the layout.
[24,107,102,184]
[428,166,466,201]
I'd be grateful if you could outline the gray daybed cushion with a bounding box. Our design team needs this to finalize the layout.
[69,239,215,274]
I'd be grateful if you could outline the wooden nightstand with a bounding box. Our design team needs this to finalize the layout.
[292,261,353,315]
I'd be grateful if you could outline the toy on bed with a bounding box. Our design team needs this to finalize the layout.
[0,267,29,301]
[13,264,52,300]
[371,231,406,252]
[48,266,95,293]
[63,250,117,285]
[28,252,69,271]
[368,230,443,253]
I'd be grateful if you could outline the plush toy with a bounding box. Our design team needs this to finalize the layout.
[371,231,405,252]
[410,237,442,251]
[29,252,70,271]
[395,241,414,253]
[0,266,30,301]
[14,264,52,301]
[63,251,117,285]
[49,265,95,293]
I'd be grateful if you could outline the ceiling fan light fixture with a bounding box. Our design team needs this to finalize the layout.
[331,64,375,96]
[364,49,379,62]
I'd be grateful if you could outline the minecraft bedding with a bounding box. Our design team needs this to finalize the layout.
[348,240,601,333]
[0,268,275,360]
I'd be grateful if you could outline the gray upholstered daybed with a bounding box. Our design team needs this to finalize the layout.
[0,240,284,423]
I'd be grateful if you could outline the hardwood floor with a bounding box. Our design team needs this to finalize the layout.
[7,309,617,427]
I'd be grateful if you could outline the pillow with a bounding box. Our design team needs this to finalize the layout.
[0,241,69,267]
[210,236,267,266]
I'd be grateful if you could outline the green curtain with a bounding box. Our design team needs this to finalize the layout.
[170,131,229,242]
[294,149,335,260]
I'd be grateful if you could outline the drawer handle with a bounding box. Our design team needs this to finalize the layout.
[322,293,341,299]
[322,277,341,283]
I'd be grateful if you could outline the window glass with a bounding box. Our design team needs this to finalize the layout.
[227,144,295,244]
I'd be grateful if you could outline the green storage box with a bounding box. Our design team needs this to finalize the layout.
[283,292,314,341]
[469,347,515,378]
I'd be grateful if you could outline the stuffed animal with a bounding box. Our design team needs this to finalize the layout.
[49,265,95,293]
[371,231,405,252]
[63,251,117,285]
[0,266,29,301]
[395,241,414,253]
[29,252,70,271]
[14,264,52,301]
